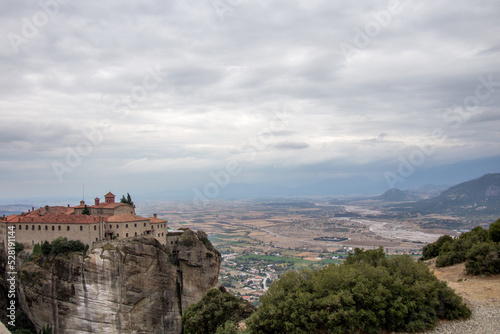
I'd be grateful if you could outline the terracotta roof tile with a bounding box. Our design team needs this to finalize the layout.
[106,213,149,223]
[9,214,98,224]
[74,203,130,209]
[149,217,167,224]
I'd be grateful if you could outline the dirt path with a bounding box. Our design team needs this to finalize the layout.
[421,261,500,333]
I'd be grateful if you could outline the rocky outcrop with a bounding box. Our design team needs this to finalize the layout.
[17,234,221,334]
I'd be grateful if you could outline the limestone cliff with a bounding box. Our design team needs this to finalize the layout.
[17,233,221,334]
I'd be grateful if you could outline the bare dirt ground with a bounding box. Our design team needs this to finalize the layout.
[419,261,500,334]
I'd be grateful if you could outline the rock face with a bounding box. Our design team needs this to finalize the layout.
[17,234,221,334]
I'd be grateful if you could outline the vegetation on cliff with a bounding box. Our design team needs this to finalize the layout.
[181,287,255,334]
[421,219,500,275]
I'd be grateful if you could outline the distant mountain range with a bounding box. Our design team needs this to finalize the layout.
[390,173,500,216]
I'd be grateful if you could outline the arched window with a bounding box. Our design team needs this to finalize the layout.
[58,226,61,231]
[38,225,41,230]
[126,233,129,237]
[125,224,128,228]
[52,226,55,231]
[45,226,48,230]
[94,226,97,230]
[67,226,70,231]
[80,226,83,231]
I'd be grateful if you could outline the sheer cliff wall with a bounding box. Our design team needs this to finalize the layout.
[16,233,220,334]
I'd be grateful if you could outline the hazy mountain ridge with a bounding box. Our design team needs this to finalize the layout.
[392,173,500,216]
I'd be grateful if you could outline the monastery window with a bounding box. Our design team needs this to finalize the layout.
[26,225,28,230]
[52,226,55,231]
[135,232,137,236]
[45,226,48,230]
[58,226,61,231]
[117,233,119,237]
[116,225,119,229]
[67,226,70,231]
[171,241,173,244]
[38,225,41,230]
[125,224,128,228]
[32,225,35,230]
[158,233,160,237]
[94,226,97,230]
[162,233,164,236]
[80,226,83,231]
[134,223,137,227]
[144,223,146,227]
[126,233,129,237]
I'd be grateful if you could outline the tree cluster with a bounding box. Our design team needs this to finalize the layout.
[246,248,470,333]
[120,193,134,206]
[33,237,88,256]
[421,219,500,275]
[182,288,255,334]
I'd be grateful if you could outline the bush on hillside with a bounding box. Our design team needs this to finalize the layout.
[421,234,454,260]
[465,241,500,275]
[489,218,500,243]
[182,288,255,334]
[247,248,470,334]
[422,222,500,275]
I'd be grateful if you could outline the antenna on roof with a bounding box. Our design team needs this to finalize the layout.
[82,183,85,201]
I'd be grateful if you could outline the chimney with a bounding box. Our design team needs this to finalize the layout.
[95,197,100,206]
[154,213,157,218]
[32,207,34,211]
[80,200,85,206]
[67,204,70,208]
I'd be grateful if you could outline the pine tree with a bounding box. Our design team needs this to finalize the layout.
[82,204,90,215]
[120,193,134,206]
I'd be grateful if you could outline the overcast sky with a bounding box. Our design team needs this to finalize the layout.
[1,0,499,201]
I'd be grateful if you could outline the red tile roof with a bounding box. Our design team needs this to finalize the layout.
[74,202,130,209]
[8,214,99,224]
[104,192,115,197]
[149,217,167,224]
[106,213,149,223]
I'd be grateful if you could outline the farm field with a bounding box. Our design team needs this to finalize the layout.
[137,198,458,303]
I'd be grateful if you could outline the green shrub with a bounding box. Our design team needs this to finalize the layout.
[49,237,86,255]
[182,288,255,334]
[14,242,24,254]
[465,241,500,275]
[421,234,454,260]
[247,248,470,334]
[488,218,500,243]
[427,225,491,269]
[41,241,51,255]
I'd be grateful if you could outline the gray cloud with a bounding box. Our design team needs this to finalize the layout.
[274,142,310,150]
[0,0,499,199]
